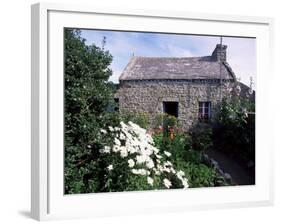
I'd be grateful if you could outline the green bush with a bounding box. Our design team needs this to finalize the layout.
[154,113,178,129]
[153,129,227,188]
[213,96,255,167]
[64,29,119,194]
[120,111,149,129]
[181,162,216,187]
[176,161,228,188]
[153,131,191,163]
[190,123,213,152]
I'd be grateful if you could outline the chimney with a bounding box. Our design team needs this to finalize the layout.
[211,44,227,62]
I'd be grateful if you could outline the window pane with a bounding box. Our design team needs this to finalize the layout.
[205,107,209,114]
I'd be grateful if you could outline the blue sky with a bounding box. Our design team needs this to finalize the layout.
[81,29,256,88]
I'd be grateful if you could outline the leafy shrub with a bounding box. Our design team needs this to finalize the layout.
[180,162,216,187]
[154,113,178,129]
[183,149,204,164]
[153,131,191,163]
[213,96,255,168]
[120,111,150,129]
[153,127,227,188]
[64,29,119,194]
[176,161,228,188]
[190,123,213,152]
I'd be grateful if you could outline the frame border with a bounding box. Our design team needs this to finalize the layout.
[31,2,274,221]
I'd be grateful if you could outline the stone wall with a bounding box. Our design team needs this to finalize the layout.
[116,80,234,130]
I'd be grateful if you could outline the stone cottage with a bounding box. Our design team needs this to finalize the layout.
[115,44,248,130]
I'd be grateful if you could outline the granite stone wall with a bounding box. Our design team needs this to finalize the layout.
[116,80,233,130]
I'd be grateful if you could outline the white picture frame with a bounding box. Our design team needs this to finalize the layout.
[31,2,274,221]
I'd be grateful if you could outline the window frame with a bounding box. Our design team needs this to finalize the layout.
[198,101,211,122]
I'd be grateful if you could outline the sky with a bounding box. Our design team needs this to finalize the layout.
[81,29,256,88]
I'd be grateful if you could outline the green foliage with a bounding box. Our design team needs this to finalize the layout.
[179,162,216,187]
[154,113,178,129]
[213,95,255,167]
[153,130,227,188]
[190,123,213,152]
[153,131,191,163]
[120,111,149,129]
[180,162,228,187]
[64,28,119,194]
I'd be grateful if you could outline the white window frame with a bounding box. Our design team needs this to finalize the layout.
[199,101,211,121]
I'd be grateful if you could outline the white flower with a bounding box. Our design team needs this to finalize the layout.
[146,159,155,169]
[112,145,120,153]
[108,126,114,132]
[131,169,149,176]
[107,164,113,171]
[177,170,185,177]
[107,122,190,189]
[136,155,147,164]
[164,151,171,157]
[156,154,162,159]
[131,169,138,175]
[147,177,154,186]
[163,161,172,167]
[170,167,176,174]
[100,129,107,134]
[120,147,128,158]
[114,138,121,146]
[100,146,110,153]
[182,178,189,189]
[128,159,135,168]
[153,147,160,154]
[155,170,161,175]
[163,178,172,188]
[163,167,171,173]
[119,132,126,140]
[87,145,92,149]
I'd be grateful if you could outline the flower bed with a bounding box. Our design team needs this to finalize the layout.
[98,121,189,192]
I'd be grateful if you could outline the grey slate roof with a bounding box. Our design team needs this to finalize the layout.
[119,56,236,81]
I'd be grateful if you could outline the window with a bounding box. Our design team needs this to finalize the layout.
[163,101,179,118]
[198,101,211,122]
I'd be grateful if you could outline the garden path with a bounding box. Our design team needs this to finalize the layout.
[205,149,254,185]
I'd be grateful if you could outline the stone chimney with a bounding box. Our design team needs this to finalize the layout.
[211,44,227,62]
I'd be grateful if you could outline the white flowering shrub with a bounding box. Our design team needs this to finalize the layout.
[99,121,189,192]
